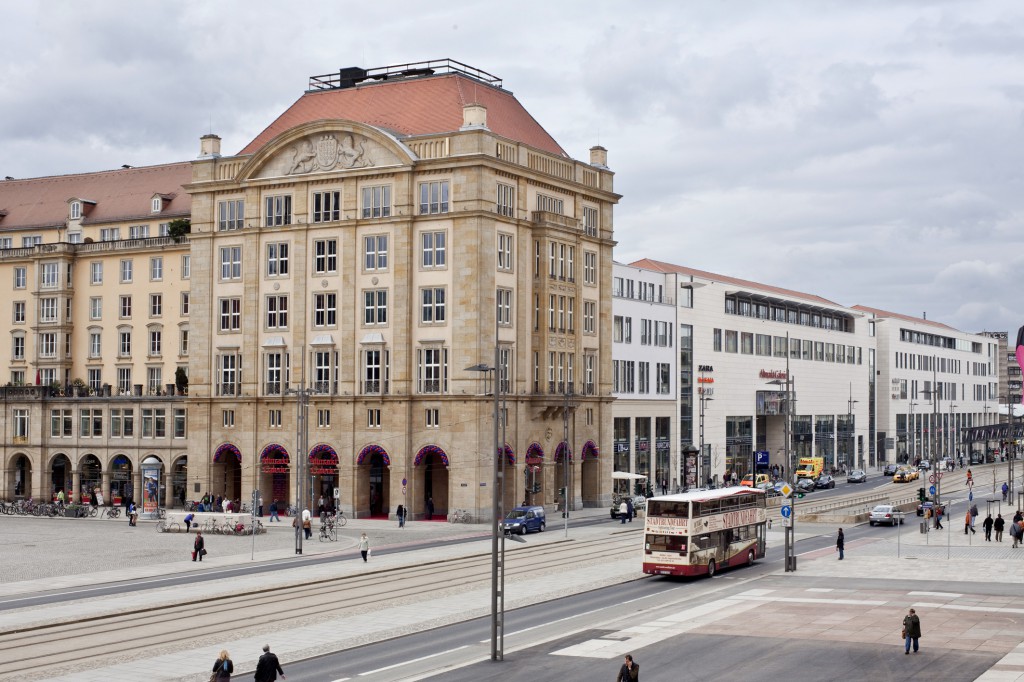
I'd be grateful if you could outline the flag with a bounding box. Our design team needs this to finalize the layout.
[35,370,40,386]
[1017,326,1024,405]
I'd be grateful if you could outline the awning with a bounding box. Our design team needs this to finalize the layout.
[310,334,335,346]
[612,471,648,480]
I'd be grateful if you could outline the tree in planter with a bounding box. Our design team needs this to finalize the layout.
[167,218,191,242]
[71,378,87,396]
[175,367,188,395]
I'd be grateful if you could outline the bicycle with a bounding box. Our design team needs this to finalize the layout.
[104,507,122,519]
[447,508,471,524]
[156,519,181,533]
[319,523,337,542]
[157,508,167,519]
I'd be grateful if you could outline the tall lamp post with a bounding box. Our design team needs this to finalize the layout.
[847,383,859,471]
[698,384,713,487]
[284,383,311,556]
[767,333,795,571]
[909,401,918,464]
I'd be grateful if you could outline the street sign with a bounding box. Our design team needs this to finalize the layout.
[929,474,936,484]
[780,505,792,518]
[929,485,936,495]
[780,483,793,497]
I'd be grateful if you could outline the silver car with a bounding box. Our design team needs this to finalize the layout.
[869,504,903,526]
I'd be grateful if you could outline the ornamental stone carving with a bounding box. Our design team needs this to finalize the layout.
[254,132,401,179]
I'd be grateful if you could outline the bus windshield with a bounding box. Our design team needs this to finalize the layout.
[647,500,689,518]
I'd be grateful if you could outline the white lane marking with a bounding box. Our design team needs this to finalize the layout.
[331,678,351,681]
[731,596,886,606]
[908,591,963,598]
[806,588,834,592]
[914,602,1024,615]
[360,645,467,675]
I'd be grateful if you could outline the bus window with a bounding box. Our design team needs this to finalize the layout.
[648,501,688,518]
[645,534,687,554]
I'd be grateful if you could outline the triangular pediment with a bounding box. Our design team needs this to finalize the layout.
[249,125,408,180]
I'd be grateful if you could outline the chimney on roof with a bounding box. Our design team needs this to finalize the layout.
[590,146,609,169]
[923,312,927,320]
[460,103,488,131]
[200,134,222,158]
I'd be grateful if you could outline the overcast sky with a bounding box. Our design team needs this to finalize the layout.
[2,1,1022,335]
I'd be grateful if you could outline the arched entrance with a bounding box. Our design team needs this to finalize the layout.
[213,443,242,504]
[109,455,133,506]
[309,444,339,513]
[525,443,544,506]
[50,453,72,501]
[170,456,188,507]
[11,454,31,498]
[356,444,390,518]
[500,443,517,511]
[414,445,449,520]
[79,454,102,504]
[554,441,573,513]
[258,444,291,509]
[581,440,600,506]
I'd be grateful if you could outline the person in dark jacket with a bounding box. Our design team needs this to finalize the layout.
[616,653,639,681]
[193,531,205,562]
[625,497,635,523]
[836,528,845,560]
[212,650,233,680]
[903,608,922,654]
[995,514,1006,542]
[254,644,286,681]
[984,513,995,541]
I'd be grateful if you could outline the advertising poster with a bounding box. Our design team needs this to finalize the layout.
[142,464,160,515]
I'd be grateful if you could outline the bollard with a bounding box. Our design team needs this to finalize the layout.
[920,522,928,534]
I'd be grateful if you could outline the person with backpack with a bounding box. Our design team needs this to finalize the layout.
[616,654,639,681]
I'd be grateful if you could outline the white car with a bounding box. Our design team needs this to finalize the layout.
[869,504,903,526]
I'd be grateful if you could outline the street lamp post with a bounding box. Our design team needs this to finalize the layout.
[847,383,859,471]
[909,401,918,464]
[698,381,713,487]
[284,383,311,556]
[767,332,796,572]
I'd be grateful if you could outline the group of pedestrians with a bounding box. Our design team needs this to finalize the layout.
[618,497,636,524]
[210,644,286,681]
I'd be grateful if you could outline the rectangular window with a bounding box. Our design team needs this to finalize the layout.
[179,329,189,355]
[174,408,187,438]
[266,243,289,276]
[537,193,564,214]
[497,288,513,326]
[90,262,103,284]
[584,252,597,285]
[120,295,132,319]
[180,292,190,316]
[13,409,28,439]
[584,301,596,334]
[181,255,191,279]
[368,409,382,428]
[149,294,162,317]
[426,408,440,428]
[418,347,448,393]
[100,227,121,242]
[314,239,338,274]
[129,225,149,239]
[219,354,238,396]
[220,247,241,280]
[117,368,132,394]
[120,259,133,283]
[421,231,447,268]
[419,180,450,214]
[583,205,598,236]
[497,183,515,217]
[421,287,446,324]
[13,301,25,324]
[13,336,24,360]
[266,352,283,395]
[314,293,338,327]
[150,257,163,281]
[87,369,101,391]
[657,363,671,394]
[147,367,163,393]
[364,235,388,270]
[118,330,132,357]
[80,409,103,438]
[218,199,244,230]
[363,349,385,394]
[219,298,241,331]
[51,409,72,437]
[318,409,331,428]
[39,297,57,323]
[90,332,101,358]
[149,330,162,356]
[39,332,56,358]
[223,410,235,428]
[312,190,341,223]
[41,262,59,287]
[363,290,387,325]
[266,295,289,329]
[497,233,514,271]
[264,195,292,226]
[14,267,26,289]
[269,409,282,429]
[361,185,391,218]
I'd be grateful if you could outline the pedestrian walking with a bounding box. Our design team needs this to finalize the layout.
[426,497,435,521]
[396,504,406,528]
[965,510,974,535]
[254,644,286,682]
[836,528,845,560]
[970,503,979,531]
[269,499,280,522]
[258,495,264,517]
[56,489,65,508]
[301,508,312,540]
[902,608,922,654]
[619,499,628,524]
[996,514,1005,542]
[212,649,233,681]
[934,505,944,529]
[626,497,635,523]
[128,500,138,526]
[984,514,994,541]
[1003,482,1010,501]
[616,654,639,681]
[184,512,194,533]
[193,531,205,562]
[1017,520,1024,549]
[359,532,370,562]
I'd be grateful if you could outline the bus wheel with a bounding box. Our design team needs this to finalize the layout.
[747,549,755,566]
[707,559,717,577]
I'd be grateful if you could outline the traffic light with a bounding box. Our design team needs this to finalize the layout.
[918,487,926,502]
[558,487,567,498]
[796,492,805,499]
[531,484,541,494]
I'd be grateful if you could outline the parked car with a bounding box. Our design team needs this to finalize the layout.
[847,469,867,484]
[609,496,647,519]
[883,464,900,476]
[815,474,836,489]
[795,478,816,494]
[869,504,904,526]
[756,481,781,497]
[501,505,546,534]
[741,473,771,488]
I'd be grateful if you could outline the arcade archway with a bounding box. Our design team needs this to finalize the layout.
[581,440,601,506]
[11,453,31,498]
[554,441,573,513]
[109,454,133,506]
[258,444,291,508]
[356,444,390,518]
[414,445,449,520]
[213,443,242,504]
[525,443,544,506]
[79,454,102,504]
[50,453,72,501]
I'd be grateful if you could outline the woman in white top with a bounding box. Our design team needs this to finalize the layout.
[359,533,370,562]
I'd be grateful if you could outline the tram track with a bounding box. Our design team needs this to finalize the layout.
[0,531,639,680]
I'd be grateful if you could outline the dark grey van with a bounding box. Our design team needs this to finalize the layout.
[501,505,546,534]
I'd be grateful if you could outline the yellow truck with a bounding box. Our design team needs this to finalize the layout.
[794,457,824,480]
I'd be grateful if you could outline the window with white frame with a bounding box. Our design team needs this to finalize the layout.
[158,222,170,237]
[585,354,596,394]
[90,331,101,358]
[426,408,440,428]
[264,195,292,226]
[584,252,596,285]
[367,409,381,428]
[70,202,81,220]
[150,294,162,318]
[421,287,446,324]
[118,330,132,357]
[13,267,25,289]
[265,352,284,395]
[220,298,241,331]
[39,332,57,358]
[266,295,288,329]
[174,408,186,438]
[498,233,514,271]
[266,242,289,277]
[584,301,596,334]
[657,363,671,394]
[13,408,28,439]
[39,297,57,323]
[149,329,162,356]
[417,347,448,394]
[361,185,391,218]
[100,228,120,242]
[12,335,25,360]
[363,290,387,325]
[10,370,23,385]
[418,180,449,214]
[150,257,163,281]
[120,259,133,283]
[312,190,341,223]
[146,368,163,395]
[363,349,388,394]
[314,239,337,274]
[179,329,189,355]
[41,262,59,288]
[421,231,446,268]
[497,183,515,217]
[313,350,335,394]
[497,288,513,326]
[117,367,132,394]
[90,262,103,284]
[363,235,388,270]
[223,410,235,427]
[269,409,282,428]
[152,197,162,213]
[219,354,239,396]
[129,225,149,239]
[583,205,598,236]
[51,409,72,437]
[23,236,41,247]
[536,193,564,214]
[13,301,25,324]
[120,295,132,319]
[86,368,100,391]
[180,292,189,316]
[80,409,103,437]
[638,362,650,394]
[0,237,10,249]
[313,293,337,327]
[318,409,331,428]
[218,199,244,230]
[181,255,190,279]
[220,246,241,280]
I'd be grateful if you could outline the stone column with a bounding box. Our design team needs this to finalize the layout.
[72,469,81,505]
[101,470,111,505]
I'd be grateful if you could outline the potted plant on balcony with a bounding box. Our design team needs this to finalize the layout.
[175,367,188,396]
[71,377,86,397]
[167,218,191,242]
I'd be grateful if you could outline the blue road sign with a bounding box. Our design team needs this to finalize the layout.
[780,505,792,518]
[929,485,936,495]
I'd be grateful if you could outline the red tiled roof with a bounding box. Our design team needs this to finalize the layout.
[850,305,958,332]
[0,163,192,231]
[631,258,844,308]
[239,74,567,157]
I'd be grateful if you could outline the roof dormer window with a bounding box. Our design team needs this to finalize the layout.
[70,202,81,220]
[152,197,162,213]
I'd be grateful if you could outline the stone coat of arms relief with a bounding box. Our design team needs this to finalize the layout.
[255,132,398,179]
